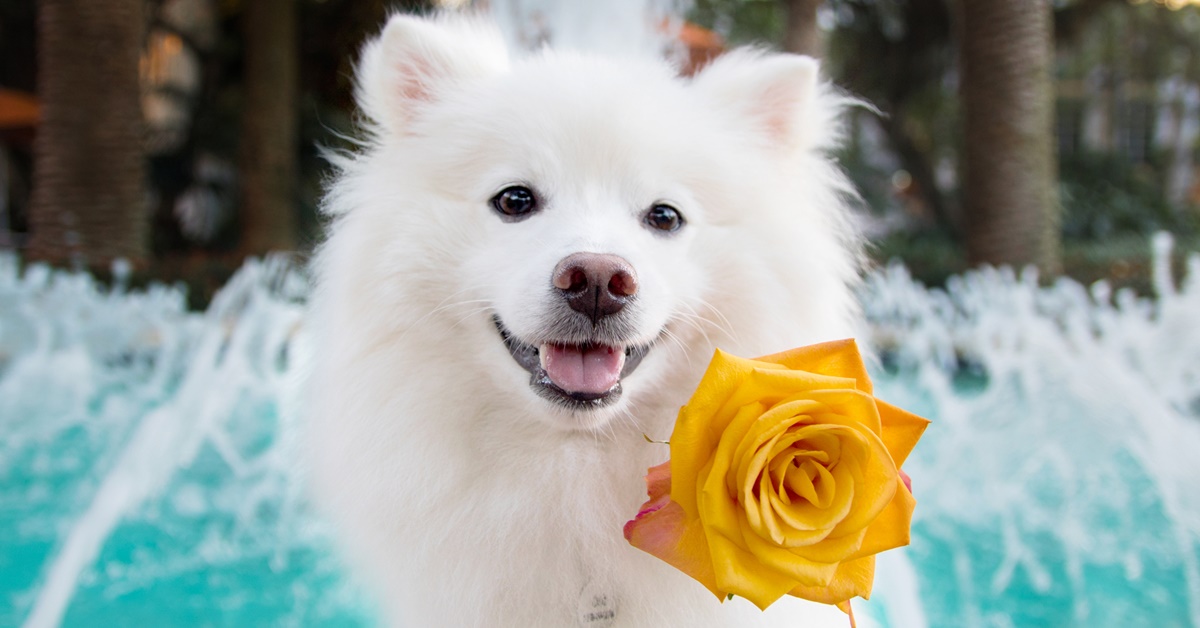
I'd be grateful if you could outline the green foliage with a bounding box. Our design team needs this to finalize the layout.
[1059,152,1197,240]
[870,229,965,287]
[687,0,785,46]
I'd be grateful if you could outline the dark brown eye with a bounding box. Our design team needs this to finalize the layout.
[644,204,684,233]
[491,186,538,220]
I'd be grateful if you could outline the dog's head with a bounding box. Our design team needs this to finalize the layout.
[320,15,861,433]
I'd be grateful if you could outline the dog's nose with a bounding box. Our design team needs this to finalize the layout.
[552,253,638,323]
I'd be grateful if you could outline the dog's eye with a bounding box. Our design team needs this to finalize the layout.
[491,186,538,220]
[644,204,684,233]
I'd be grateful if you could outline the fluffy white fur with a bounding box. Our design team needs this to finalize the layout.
[308,13,865,627]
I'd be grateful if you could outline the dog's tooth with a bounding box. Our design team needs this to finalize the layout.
[539,344,549,370]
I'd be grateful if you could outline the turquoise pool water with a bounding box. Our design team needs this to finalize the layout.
[2,240,1199,627]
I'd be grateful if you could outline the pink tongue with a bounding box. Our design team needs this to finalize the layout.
[542,343,626,395]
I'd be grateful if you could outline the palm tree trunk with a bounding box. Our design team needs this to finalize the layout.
[26,0,147,269]
[782,0,823,58]
[239,0,298,255]
[958,0,1062,274]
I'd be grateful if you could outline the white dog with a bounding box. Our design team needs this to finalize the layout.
[308,13,864,627]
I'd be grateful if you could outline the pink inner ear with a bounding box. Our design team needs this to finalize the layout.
[396,57,432,103]
[755,82,803,141]
[758,84,796,138]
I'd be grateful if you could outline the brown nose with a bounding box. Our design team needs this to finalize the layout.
[551,253,638,324]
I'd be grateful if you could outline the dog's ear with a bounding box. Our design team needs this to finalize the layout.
[355,14,509,135]
[691,51,840,155]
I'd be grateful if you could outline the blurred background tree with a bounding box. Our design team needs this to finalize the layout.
[783,0,823,56]
[1,0,1198,299]
[239,0,299,256]
[24,0,147,269]
[692,0,1199,284]
[958,0,1061,274]
[2,0,428,301]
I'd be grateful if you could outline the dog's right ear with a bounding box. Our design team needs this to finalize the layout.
[691,50,843,156]
[355,14,509,135]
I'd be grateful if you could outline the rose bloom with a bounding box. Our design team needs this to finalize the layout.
[624,339,929,611]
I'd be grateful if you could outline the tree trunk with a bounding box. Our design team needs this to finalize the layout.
[782,0,823,58]
[958,0,1062,274]
[26,0,147,269]
[239,0,298,255]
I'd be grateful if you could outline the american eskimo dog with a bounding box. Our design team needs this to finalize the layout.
[308,13,863,627]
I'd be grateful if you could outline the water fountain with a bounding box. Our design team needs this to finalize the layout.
[0,255,366,627]
[858,233,1200,627]
[4,233,1197,626]
[3,2,1199,625]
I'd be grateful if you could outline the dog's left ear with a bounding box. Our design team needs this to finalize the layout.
[355,14,510,135]
[691,51,838,155]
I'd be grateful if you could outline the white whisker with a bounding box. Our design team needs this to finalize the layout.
[660,328,694,368]
[691,297,737,342]
[670,309,714,348]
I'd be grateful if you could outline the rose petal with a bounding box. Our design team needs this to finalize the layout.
[767,425,843,506]
[748,430,795,543]
[755,339,874,395]
[800,389,885,437]
[877,400,931,468]
[624,498,724,600]
[787,555,876,605]
[849,477,916,561]
[729,398,830,501]
[625,461,674,527]
[701,403,767,544]
[645,460,672,502]
[781,524,868,564]
[670,350,765,518]
[706,519,819,610]
[826,422,899,538]
[762,391,898,540]
[781,454,833,508]
[681,370,855,523]
[740,514,841,587]
[757,448,856,542]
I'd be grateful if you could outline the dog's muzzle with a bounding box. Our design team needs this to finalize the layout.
[495,252,653,410]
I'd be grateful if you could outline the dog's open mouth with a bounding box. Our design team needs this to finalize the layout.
[494,316,652,409]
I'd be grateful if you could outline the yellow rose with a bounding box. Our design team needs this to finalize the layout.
[624,339,929,612]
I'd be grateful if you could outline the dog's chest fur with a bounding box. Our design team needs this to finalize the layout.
[366,408,777,627]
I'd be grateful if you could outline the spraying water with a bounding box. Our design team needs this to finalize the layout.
[0,256,362,627]
[2,236,1198,626]
[858,233,1200,627]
